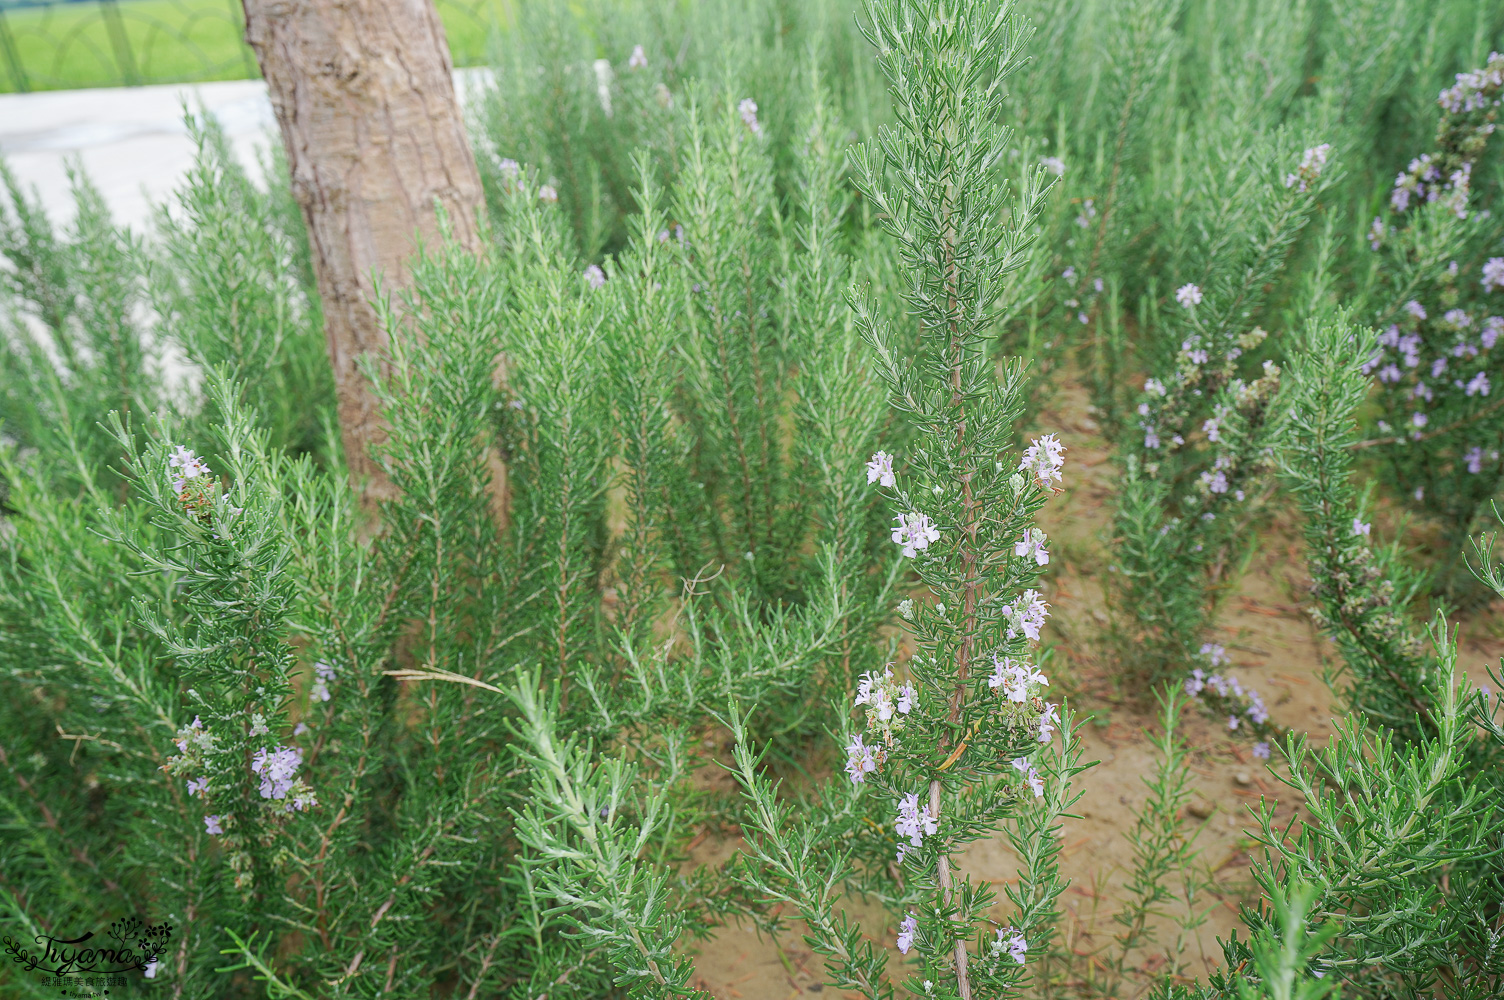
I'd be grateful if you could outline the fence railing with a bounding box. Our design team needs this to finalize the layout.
[0,0,505,94]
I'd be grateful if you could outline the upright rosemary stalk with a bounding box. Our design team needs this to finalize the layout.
[845,0,1072,994]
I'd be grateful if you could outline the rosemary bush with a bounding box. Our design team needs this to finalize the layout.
[1,0,1503,998]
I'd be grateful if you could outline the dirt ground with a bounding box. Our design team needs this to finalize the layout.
[680,373,1504,999]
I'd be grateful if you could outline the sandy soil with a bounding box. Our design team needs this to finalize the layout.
[679,373,1504,1000]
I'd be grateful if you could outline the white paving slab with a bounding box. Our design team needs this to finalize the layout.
[0,68,494,232]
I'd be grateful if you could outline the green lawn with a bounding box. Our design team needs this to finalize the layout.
[0,0,509,93]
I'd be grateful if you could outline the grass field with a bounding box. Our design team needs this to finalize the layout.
[0,0,510,93]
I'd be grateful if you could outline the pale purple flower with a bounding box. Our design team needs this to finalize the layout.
[293,722,310,736]
[990,654,1047,703]
[854,671,893,721]
[1003,589,1050,642]
[891,512,940,557]
[1283,143,1332,192]
[866,451,896,488]
[1014,527,1049,566]
[1010,757,1044,797]
[1040,155,1065,176]
[1199,643,1230,667]
[1143,428,1161,449]
[186,777,209,797]
[1485,258,1504,293]
[1019,433,1066,487]
[897,913,918,954]
[538,185,558,203]
[844,734,878,784]
[1144,378,1166,396]
[168,445,211,494]
[1188,348,1210,365]
[585,264,606,289]
[1252,741,1271,760]
[204,815,224,835]
[1484,318,1503,348]
[1413,412,1429,428]
[1432,357,1449,379]
[896,683,916,715]
[1369,217,1386,250]
[1228,715,1241,731]
[895,792,938,847]
[144,958,160,978]
[627,44,648,70]
[1466,446,1485,473]
[1185,668,1206,696]
[1379,364,1403,383]
[1405,300,1427,320]
[1038,702,1060,743]
[1444,308,1473,329]
[738,98,762,136]
[996,927,1028,965]
[1353,518,1370,536]
[1468,371,1492,396]
[1175,283,1203,308]
[251,746,303,801]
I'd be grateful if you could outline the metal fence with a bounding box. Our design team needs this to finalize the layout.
[0,0,504,94]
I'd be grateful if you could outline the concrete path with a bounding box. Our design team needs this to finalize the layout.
[0,69,494,232]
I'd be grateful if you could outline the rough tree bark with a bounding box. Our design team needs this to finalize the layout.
[241,0,485,514]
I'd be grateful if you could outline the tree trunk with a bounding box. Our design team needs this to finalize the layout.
[241,0,484,516]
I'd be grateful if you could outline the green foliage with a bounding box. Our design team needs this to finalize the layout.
[3,1,1504,998]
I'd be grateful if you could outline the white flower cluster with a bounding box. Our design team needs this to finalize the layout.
[866,450,896,487]
[1175,283,1202,308]
[988,653,1048,704]
[894,791,938,854]
[1001,589,1050,642]
[891,512,940,557]
[168,445,211,494]
[854,666,916,740]
[1014,527,1049,566]
[738,98,762,136]
[846,667,917,784]
[1283,142,1332,193]
[1018,433,1066,488]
